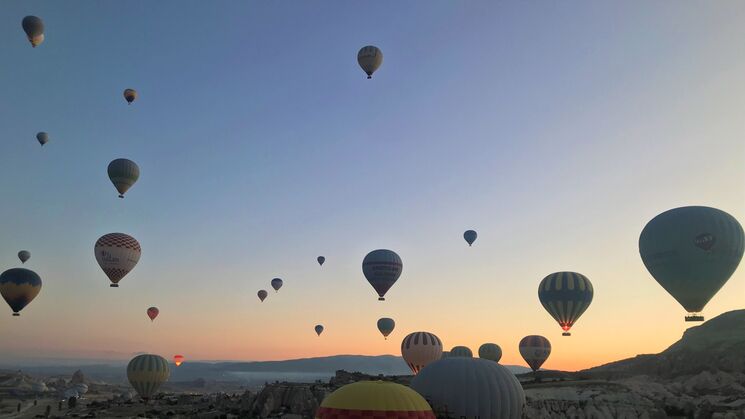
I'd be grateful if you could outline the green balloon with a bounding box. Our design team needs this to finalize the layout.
[639,206,744,319]
[127,354,170,400]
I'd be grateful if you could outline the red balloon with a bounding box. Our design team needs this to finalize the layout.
[147,307,159,321]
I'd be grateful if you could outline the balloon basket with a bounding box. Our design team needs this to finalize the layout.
[562,332,571,336]
[685,315,704,322]
[12,313,20,317]
[110,283,119,288]
[118,194,124,198]
[378,297,385,301]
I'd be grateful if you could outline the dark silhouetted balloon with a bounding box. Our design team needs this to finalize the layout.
[36,132,49,146]
[357,46,383,79]
[362,249,402,301]
[22,16,44,47]
[401,331,443,374]
[538,271,593,336]
[147,307,159,321]
[271,278,283,292]
[315,324,324,336]
[0,268,42,316]
[639,206,744,322]
[450,346,473,358]
[108,159,139,198]
[519,335,551,372]
[18,251,31,264]
[257,290,268,302]
[317,256,325,266]
[377,317,395,339]
[478,343,502,363]
[464,230,477,246]
[123,89,137,104]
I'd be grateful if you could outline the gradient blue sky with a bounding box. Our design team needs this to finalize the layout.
[0,1,743,370]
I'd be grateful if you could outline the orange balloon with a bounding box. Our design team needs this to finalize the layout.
[173,355,184,367]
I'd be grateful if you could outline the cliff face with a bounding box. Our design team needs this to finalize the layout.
[581,310,745,379]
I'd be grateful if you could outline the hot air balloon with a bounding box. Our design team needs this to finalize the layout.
[94,233,141,287]
[519,335,551,372]
[173,355,184,367]
[639,206,744,322]
[316,381,435,419]
[18,251,31,264]
[257,290,268,302]
[123,89,137,105]
[450,346,473,358]
[22,16,44,47]
[107,159,139,198]
[362,249,402,301]
[357,46,383,79]
[147,307,159,321]
[315,324,324,336]
[36,132,49,146]
[271,278,283,292]
[127,354,170,400]
[317,256,325,266]
[538,271,593,336]
[478,343,502,363]
[464,230,477,246]
[401,331,443,374]
[377,317,395,339]
[0,268,42,316]
[411,357,525,419]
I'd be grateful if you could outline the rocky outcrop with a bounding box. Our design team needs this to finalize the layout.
[249,383,323,418]
[71,369,87,384]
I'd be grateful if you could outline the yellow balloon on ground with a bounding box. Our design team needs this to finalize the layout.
[127,354,170,400]
[316,381,435,419]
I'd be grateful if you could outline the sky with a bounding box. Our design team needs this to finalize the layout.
[0,1,743,372]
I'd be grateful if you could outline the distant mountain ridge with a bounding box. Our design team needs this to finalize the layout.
[580,309,745,379]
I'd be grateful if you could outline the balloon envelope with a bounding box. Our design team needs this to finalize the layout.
[147,307,159,321]
[123,89,138,104]
[362,249,402,301]
[0,268,42,316]
[127,354,170,400]
[173,355,184,367]
[317,256,325,266]
[519,335,551,372]
[107,159,140,198]
[257,290,268,302]
[316,381,434,419]
[315,324,324,336]
[36,132,49,146]
[357,45,383,78]
[538,271,593,336]
[411,357,525,419]
[478,343,502,363]
[18,250,31,264]
[401,331,443,374]
[94,233,141,287]
[271,278,283,292]
[377,317,395,339]
[22,16,44,47]
[450,346,473,358]
[463,230,477,246]
[639,206,744,320]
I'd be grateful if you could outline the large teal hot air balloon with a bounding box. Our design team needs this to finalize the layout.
[0,268,42,316]
[464,230,477,246]
[108,159,140,198]
[538,272,593,336]
[377,317,395,339]
[639,206,744,322]
[478,343,502,363]
[127,354,170,400]
[362,249,402,301]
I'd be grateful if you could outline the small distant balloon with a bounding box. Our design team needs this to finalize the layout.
[449,346,473,358]
[357,46,383,79]
[315,324,324,336]
[0,268,42,316]
[377,317,395,339]
[478,343,502,363]
[18,251,31,264]
[401,331,443,374]
[362,249,403,301]
[123,89,138,105]
[257,290,268,302]
[36,132,49,146]
[108,159,139,198]
[147,307,159,322]
[271,278,283,292]
[94,233,141,287]
[519,335,551,372]
[317,256,325,266]
[22,16,44,47]
[538,271,593,336]
[173,355,184,367]
[463,230,477,246]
